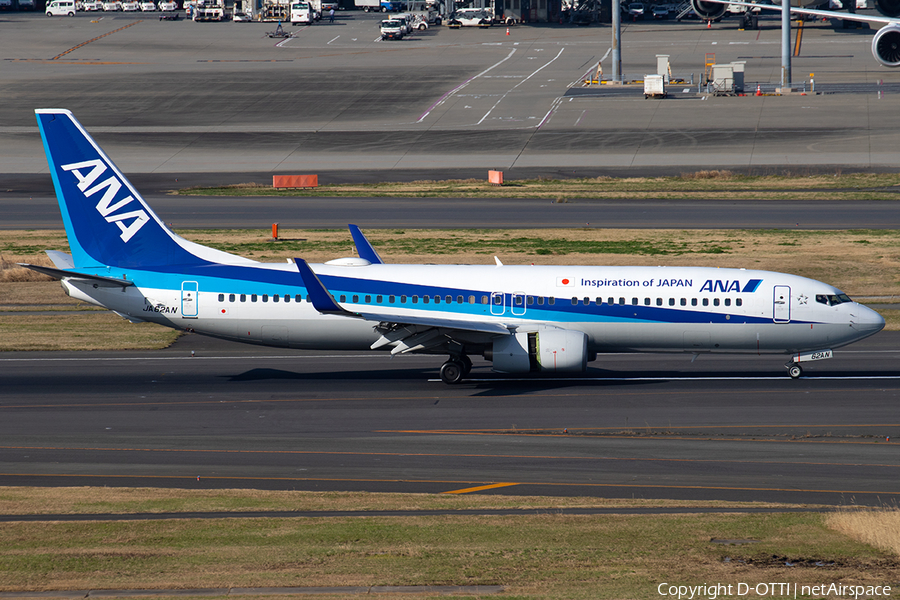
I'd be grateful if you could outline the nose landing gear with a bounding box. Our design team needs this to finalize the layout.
[786,362,803,379]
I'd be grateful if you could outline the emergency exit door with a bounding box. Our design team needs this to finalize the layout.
[773,285,790,323]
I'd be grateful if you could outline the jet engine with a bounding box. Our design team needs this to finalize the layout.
[690,0,727,20]
[488,329,588,374]
[876,0,900,18]
[873,24,900,67]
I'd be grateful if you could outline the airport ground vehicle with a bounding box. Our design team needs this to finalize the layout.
[357,0,405,11]
[0,0,12,10]
[194,0,225,20]
[291,0,313,22]
[46,0,76,14]
[81,0,102,9]
[102,0,122,10]
[28,108,886,384]
[122,1,139,10]
[380,17,405,37]
[158,0,176,8]
[18,0,35,9]
[447,7,491,26]
[140,1,156,10]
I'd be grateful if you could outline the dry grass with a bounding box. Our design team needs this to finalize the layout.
[826,507,900,556]
[0,313,179,351]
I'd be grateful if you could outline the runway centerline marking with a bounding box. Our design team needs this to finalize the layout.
[443,483,520,494]
[51,21,140,60]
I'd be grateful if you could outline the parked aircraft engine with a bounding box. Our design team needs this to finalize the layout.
[690,0,726,20]
[876,0,900,17]
[489,329,588,374]
[873,24,900,66]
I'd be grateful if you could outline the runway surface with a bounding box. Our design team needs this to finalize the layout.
[2,10,900,506]
[2,332,899,505]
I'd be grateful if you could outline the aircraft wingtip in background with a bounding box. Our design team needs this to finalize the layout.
[25,108,885,384]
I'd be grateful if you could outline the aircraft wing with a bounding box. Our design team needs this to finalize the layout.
[18,263,135,288]
[294,258,512,340]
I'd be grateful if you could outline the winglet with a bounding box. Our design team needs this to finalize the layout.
[348,224,384,265]
[294,258,361,317]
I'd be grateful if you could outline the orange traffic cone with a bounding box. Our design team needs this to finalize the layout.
[506,26,510,35]
[756,84,761,96]
[707,19,711,28]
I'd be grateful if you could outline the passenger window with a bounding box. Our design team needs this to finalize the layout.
[668,298,675,306]
[284,295,290,303]
[680,298,686,306]
[376,295,383,303]
[713,298,719,306]
[229,294,235,302]
[402,295,407,303]
[609,297,614,305]
[583,297,590,305]
[632,298,638,306]
[434,296,440,304]
[691,298,697,306]
[273,294,279,303]
[481,295,488,304]
[468,295,475,304]
[702,298,709,306]
[537,297,544,305]
[352,295,359,303]
[251,294,257,302]
[413,296,419,304]
[263,294,268,302]
[596,297,603,305]
[493,295,502,305]
[447,295,453,303]
[619,297,625,305]
[571,297,578,305]
[218,294,224,302]
[458,295,465,304]
[736,298,743,307]
[365,295,371,303]
[549,297,555,305]
[339,295,345,303]
[423,296,429,304]
[389,295,395,303]
[295,294,302,302]
[527,296,534,305]
[724,298,731,306]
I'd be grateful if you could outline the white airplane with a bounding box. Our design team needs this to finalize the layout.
[24,109,885,383]
[691,0,900,67]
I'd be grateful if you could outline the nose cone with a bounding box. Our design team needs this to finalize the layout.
[853,304,886,337]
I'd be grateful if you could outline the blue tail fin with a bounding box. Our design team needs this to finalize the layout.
[36,109,213,269]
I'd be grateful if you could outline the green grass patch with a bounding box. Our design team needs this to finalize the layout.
[0,489,897,597]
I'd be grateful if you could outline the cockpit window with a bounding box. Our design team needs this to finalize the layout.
[816,294,852,306]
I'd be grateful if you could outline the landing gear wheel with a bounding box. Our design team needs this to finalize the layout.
[440,360,464,384]
[459,354,472,375]
[788,364,802,379]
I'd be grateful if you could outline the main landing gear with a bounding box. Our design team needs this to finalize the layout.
[440,354,472,384]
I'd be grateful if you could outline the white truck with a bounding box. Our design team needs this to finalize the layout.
[193,0,225,19]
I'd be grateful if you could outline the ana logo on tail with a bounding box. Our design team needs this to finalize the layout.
[61,159,150,243]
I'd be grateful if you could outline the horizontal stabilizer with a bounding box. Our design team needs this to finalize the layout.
[18,263,134,287]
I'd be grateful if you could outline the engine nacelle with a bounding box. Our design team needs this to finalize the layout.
[690,0,726,20]
[873,24,900,67]
[490,329,588,374]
